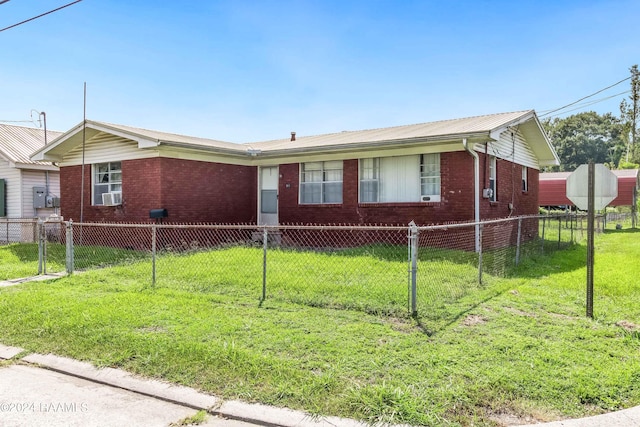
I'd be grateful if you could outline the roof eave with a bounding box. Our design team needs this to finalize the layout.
[253,132,492,157]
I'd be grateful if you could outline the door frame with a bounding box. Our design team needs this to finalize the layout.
[258,165,279,226]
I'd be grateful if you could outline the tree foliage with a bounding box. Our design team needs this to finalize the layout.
[542,111,625,171]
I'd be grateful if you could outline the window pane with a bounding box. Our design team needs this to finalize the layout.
[261,190,278,213]
[94,184,109,205]
[360,180,378,202]
[300,182,321,203]
[323,182,342,203]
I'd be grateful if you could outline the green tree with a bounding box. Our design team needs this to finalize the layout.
[620,64,640,163]
[543,111,625,171]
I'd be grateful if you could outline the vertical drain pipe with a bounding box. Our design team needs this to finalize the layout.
[463,138,481,252]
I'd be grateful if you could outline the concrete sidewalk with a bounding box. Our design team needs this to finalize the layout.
[0,344,369,427]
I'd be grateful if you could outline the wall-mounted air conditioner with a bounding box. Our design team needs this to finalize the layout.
[482,188,494,199]
[102,192,122,206]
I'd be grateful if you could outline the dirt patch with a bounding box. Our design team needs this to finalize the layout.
[549,312,580,321]
[504,307,536,317]
[462,314,487,326]
[616,320,639,332]
[488,411,539,426]
[385,317,418,333]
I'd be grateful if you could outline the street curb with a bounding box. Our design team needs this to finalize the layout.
[22,353,220,411]
[0,272,66,288]
[16,351,371,427]
[0,344,24,359]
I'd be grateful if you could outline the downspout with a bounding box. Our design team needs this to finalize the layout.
[463,138,480,252]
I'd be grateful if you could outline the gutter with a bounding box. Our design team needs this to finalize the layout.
[463,138,481,252]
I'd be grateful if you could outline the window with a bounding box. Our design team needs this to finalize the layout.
[358,154,441,203]
[420,154,441,202]
[489,156,497,202]
[359,158,379,202]
[522,166,528,192]
[93,161,122,205]
[300,161,343,204]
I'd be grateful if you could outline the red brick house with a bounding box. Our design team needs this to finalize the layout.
[31,110,559,226]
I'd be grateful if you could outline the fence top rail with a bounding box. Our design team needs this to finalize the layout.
[68,213,591,233]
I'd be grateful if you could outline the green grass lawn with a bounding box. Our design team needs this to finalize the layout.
[0,230,639,426]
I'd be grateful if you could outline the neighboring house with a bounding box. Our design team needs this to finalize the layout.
[0,124,63,219]
[31,110,559,227]
[539,169,640,209]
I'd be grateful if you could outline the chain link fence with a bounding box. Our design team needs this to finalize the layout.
[0,214,613,321]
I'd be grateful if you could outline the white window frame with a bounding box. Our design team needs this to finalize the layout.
[358,154,441,203]
[299,161,343,204]
[522,166,528,192]
[93,161,122,206]
[489,156,497,202]
[359,158,379,202]
[420,153,441,202]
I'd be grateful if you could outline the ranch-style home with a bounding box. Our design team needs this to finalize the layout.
[0,123,63,219]
[30,110,559,226]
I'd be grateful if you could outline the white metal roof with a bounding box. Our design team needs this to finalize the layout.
[247,110,536,150]
[31,110,559,166]
[0,123,63,167]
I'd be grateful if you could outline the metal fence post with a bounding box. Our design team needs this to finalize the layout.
[408,221,418,317]
[151,224,157,287]
[65,220,74,274]
[262,227,268,301]
[557,217,562,249]
[37,219,44,275]
[540,215,546,253]
[515,217,522,266]
[478,224,483,285]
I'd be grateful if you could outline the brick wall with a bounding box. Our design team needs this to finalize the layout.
[59,152,539,226]
[479,153,539,219]
[60,158,257,223]
[278,152,477,226]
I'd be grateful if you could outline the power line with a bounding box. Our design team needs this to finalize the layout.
[541,90,631,119]
[0,0,83,33]
[538,75,632,118]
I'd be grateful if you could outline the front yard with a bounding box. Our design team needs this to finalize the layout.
[0,230,639,426]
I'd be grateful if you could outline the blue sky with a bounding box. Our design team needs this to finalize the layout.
[1,0,638,143]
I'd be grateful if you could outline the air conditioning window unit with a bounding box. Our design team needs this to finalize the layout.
[420,195,431,202]
[102,192,122,206]
[482,188,494,199]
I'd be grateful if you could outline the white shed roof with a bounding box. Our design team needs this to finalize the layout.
[0,123,63,168]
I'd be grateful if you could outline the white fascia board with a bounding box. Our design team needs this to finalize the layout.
[13,163,59,171]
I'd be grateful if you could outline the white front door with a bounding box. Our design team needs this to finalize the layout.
[258,166,278,225]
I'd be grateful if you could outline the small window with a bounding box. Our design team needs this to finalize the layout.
[93,161,122,205]
[420,153,441,202]
[489,156,497,202]
[359,158,379,202]
[522,166,528,192]
[300,161,343,204]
